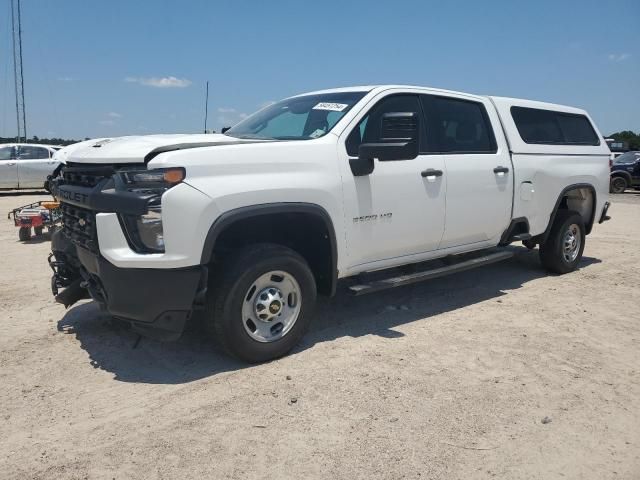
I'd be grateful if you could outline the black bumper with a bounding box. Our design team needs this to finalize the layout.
[76,247,206,341]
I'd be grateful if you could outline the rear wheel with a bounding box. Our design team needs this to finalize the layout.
[18,227,32,241]
[539,210,585,274]
[205,243,317,363]
[610,176,627,194]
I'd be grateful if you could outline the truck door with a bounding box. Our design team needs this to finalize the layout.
[420,94,513,249]
[0,145,18,189]
[16,145,56,189]
[338,93,446,270]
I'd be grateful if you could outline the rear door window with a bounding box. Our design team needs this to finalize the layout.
[17,146,51,159]
[420,95,497,153]
[511,107,600,145]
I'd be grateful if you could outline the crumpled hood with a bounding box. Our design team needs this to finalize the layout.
[58,134,263,164]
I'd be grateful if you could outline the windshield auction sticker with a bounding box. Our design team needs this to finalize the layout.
[312,102,349,112]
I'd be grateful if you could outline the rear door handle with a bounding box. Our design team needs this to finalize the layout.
[493,166,509,174]
[421,169,443,178]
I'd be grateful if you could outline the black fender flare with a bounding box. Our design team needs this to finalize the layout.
[540,183,597,242]
[200,202,338,295]
[610,170,632,183]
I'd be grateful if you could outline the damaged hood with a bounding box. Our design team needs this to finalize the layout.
[58,134,268,164]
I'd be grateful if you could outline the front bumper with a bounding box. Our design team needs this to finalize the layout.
[75,247,207,341]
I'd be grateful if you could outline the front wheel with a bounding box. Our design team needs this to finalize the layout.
[610,176,627,194]
[205,243,317,363]
[539,210,585,274]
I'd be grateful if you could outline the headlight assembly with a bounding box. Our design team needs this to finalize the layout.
[117,168,184,253]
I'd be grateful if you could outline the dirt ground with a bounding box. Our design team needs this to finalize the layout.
[1,190,639,480]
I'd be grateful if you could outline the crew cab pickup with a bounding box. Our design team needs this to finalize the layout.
[48,85,611,362]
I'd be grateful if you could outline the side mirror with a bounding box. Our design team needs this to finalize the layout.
[358,112,419,163]
[221,126,231,134]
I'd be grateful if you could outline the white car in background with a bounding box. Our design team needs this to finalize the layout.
[0,143,62,190]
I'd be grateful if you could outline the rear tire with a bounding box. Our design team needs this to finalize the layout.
[539,210,585,274]
[204,243,317,363]
[18,227,32,241]
[610,176,627,194]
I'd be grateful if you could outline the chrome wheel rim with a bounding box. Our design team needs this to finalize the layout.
[241,270,302,343]
[562,223,581,263]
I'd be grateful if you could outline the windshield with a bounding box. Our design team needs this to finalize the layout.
[225,91,368,140]
[613,151,640,164]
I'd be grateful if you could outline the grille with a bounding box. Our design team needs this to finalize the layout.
[61,203,98,252]
[62,164,114,188]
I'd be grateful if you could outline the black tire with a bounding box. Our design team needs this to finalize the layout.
[18,227,32,241]
[34,226,44,236]
[204,243,317,363]
[610,176,627,194]
[539,210,585,274]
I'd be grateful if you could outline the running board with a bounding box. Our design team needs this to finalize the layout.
[348,250,514,296]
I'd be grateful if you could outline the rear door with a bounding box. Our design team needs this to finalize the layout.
[0,145,18,189]
[420,94,513,248]
[16,145,56,188]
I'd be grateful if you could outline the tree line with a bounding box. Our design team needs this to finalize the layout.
[0,136,85,146]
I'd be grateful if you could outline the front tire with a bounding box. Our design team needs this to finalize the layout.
[539,210,585,274]
[205,243,317,363]
[610,176,627,194]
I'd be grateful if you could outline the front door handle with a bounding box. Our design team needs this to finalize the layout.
[421,169,443,179]
[7,162,17,166]
[493,166,509,174]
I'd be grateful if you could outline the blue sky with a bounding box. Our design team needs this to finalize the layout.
[0,0,638,139]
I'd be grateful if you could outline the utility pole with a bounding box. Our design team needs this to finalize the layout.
[11,0,27,142]
[203,81,209,133]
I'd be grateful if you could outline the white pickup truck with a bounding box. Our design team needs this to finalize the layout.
[49,85,611,362]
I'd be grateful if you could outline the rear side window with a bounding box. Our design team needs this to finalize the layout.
[17,146,51,159]
[511,107,600,146]
[421,96,497,153]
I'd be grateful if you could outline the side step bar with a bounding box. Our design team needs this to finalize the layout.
[348,249,514,296]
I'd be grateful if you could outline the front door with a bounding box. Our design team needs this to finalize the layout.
[0,145,18,189]
[419,94,513,248]
[16,145,55,188]
[338,94,446,271]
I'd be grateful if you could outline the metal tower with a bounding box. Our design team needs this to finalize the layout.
[11,0,27,142]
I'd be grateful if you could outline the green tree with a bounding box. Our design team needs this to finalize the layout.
[607,131,640,150]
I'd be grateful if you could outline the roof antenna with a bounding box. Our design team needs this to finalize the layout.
[203,81,209,133]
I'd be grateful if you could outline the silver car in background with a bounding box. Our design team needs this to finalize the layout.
[0,143,62,189]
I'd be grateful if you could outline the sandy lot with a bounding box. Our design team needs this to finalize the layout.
[1,191,639,480]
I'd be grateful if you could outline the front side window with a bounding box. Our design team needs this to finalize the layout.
[346,94,422,157]
[0,146,15,160]
[421,96,497,153]
[225,91,367,141]
[18,146,50,160]
[511,107,600,146]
